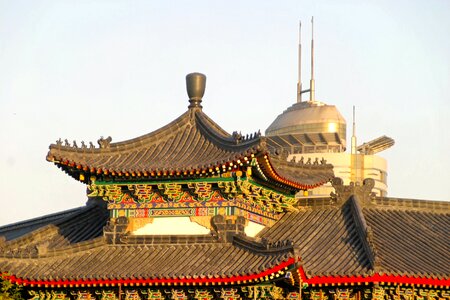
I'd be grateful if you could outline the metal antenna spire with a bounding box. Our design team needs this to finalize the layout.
[352,105,356,136]
[350,105,360,183]
[297,21,302,103]
[351,105,357,155]
[309,16,315,102]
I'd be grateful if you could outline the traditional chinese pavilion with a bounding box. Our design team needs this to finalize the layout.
[0,73,448,300]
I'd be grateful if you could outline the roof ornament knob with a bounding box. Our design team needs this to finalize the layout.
[186,72,206,109]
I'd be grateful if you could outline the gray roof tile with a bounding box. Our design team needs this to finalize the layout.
[46,110,333,190]
[1,195,448,282]
[260,196,449,279]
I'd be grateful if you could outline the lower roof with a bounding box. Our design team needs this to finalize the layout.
[0,241,293,285]
[0,193,448,287]
[260,197,449,279]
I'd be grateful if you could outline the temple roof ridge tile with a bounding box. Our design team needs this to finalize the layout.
[232,234,294,256]
[372,196,450,212]
[0,206,83,240]
[47,109,265,175]
[0,204,108,258]
[347,195,379,272]
[48,109,262,156]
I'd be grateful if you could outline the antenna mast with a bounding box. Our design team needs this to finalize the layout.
[350,105,361,183]
[310,16,315,102]
[297,21,302,103]
[353,105,356,136]
[351,105,357,155]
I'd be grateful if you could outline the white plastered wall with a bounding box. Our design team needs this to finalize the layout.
[133,217,210,235]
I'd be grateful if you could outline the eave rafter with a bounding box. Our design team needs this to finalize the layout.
[53,149,332,195]
[257,154,331,191]
[53,152,259,184]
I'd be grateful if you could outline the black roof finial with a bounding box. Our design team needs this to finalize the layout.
[186,72,206,109]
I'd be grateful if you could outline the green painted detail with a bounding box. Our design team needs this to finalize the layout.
[246,179,295,198]
[94,176,236,186]
[89,178,297,216]
[92,177,293,198]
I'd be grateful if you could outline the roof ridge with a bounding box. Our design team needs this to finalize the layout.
[0,206,83,234]
[47,111,192,157]
[51,203,103,227]
[0,224,61,256]
[0,205,108,257]
[0,237,107,260]
[110,110,192,149]
[195,111,262,152]
[119,234,218,245]
[373,197,450,212]
[38,236,106,258]
[347,196,379,273]
[232,234,295,256]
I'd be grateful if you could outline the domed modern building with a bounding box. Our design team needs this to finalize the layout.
[265,19,393,197]
[266,98,393,197]
[266,100,347,153]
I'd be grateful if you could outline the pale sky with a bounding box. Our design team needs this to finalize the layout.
[0,0,449,226]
